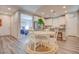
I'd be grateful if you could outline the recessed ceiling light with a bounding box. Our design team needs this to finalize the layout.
[63,6,66,9]
[8,8,11,10]
[65,11,67,13]
[50,9,54,12]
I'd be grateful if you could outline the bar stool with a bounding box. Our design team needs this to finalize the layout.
[57,31,63,41]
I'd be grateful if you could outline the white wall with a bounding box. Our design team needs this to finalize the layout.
[11,11,20,39]
[45,19,53,26]
[65,13,78,36]
[77,12,79,37]
[52,13,78,37]
[52,16,66,27]
[0,15,10,36]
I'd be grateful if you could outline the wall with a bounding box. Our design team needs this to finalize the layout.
[77,11,79,37]
[0,14,10,36]
[52,13,78,37]
[45,19,53,26]
[65,13,78,37]
[11,11,20,39]
[52,16,66,27]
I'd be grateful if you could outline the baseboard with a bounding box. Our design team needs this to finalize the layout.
[68,35,79,38]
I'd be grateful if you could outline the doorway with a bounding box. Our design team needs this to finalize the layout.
[20,14,33,44]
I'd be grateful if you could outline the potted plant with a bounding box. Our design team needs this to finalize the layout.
[37,18,45,30]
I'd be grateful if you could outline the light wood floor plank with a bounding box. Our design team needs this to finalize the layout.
[0,36,79,54]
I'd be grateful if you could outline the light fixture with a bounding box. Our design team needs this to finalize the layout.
[50,9,54,12]
[8,8,11,10]
[63,6,66,9]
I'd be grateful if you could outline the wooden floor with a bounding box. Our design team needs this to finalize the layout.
[0,36,27,54]
[57,37,79,54]
[0,35,79,54]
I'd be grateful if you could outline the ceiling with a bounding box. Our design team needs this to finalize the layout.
[0,5,19,15]
[35,5,79,18]
[0,5,79,18]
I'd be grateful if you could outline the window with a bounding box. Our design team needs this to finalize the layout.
[21,14,33,30]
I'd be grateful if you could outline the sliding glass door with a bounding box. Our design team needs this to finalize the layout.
[20,14,33,40]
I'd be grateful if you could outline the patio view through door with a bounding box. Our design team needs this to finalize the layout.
[20,14,33,43]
